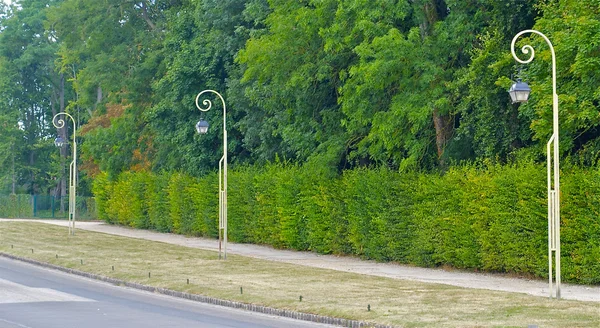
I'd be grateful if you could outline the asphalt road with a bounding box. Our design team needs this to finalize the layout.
[0,257,332,328]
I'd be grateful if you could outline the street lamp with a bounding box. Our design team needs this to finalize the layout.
[195,119,209,134]
[508,79,531,103]
[52,112,77,236]
[54,136,65,148]
[195,90,228,260]
[510,30,561,299]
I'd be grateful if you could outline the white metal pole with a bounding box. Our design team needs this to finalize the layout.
[553,92,561,299]
[71,116,77,235]
[223,129,227,260]
[511,30,560,299]
[53,112,77,236]
[196,90,228,260]
[219,156,223,259]
[546,137,553,297]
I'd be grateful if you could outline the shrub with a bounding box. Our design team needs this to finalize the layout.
[145,173,171,232]
[343,168,416,262]
[251,163,283,246]
[91,161,600,284]
[167,172,196,235]
[301,167,348,254]
[227,165,259,243]
[0,194,33,218]
[479,163,547,276]
[91,172,112,222]
[188,171,218,238]
[560,166,600,284]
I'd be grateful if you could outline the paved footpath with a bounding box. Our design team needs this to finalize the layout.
[2,219,599,302]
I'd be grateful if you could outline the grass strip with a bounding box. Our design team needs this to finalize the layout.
[0,221,598,328]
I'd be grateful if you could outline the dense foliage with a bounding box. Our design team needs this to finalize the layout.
[1,1,598,284]
[93,163,600,284]
[1,0,599,192]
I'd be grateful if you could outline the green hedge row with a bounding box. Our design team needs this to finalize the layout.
[0,194,33,218]
[92,162,600,284]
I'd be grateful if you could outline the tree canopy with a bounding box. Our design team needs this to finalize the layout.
[0,0,598,194]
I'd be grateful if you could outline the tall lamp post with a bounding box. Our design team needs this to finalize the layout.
[53,112,77,236]
[510,30,561,299]
[195,90,228,260]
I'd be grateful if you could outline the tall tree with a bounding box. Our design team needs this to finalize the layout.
[238,0,351,167]
[521,0,600,164]
[47,0,177,179]
[339,0,539,169]
[148,0,269,174]
[0,56,22,193]
[452,0,536,162]
[0,0,63,194]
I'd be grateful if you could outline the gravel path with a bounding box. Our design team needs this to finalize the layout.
[3,219,599,302]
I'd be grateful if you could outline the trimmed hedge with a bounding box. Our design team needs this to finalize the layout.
[93,162,600,284]
[0,194,33,218]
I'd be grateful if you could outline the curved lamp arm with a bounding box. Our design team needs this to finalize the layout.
[511,29,557,97]
[52,112,77,163]
[52,112,76,135]
[195,90,227,129]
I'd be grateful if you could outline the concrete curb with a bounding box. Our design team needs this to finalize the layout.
[0,252,395,328]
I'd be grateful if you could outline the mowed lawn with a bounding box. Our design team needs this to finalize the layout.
[0,221,598,328]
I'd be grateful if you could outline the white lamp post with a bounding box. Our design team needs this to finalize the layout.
[52,112,77,236]
[510,30,561,299]
[195,90,228,260]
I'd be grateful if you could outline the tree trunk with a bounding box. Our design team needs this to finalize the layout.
[26,103,35,194]
[96,86,103,106]
[53,74,67,212]
[29,145,34,194]
[92,85,102,116]
[138,1,156,30]
[11,145,15,194]
[60,74,67,212]
[432,108,453,165]
[418,0,453,166]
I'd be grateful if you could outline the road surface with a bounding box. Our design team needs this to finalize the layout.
[0,256,332,328]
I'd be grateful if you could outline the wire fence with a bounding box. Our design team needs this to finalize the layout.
[0,194,97,220]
